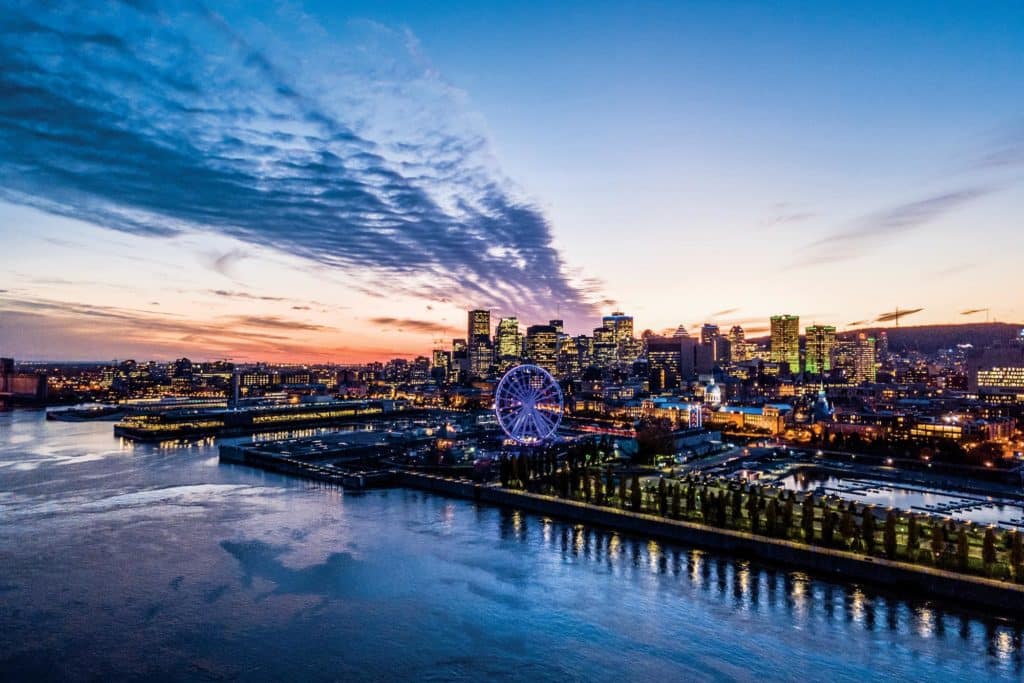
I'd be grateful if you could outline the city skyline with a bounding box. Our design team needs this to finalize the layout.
[2,1,1024,362]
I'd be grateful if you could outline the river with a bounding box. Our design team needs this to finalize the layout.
[1,410,1022,681]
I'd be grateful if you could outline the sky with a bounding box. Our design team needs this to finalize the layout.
[1,0,1023,362]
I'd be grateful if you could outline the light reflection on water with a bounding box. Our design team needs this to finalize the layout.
[778,469,1024,527]
[1,410,1023,681]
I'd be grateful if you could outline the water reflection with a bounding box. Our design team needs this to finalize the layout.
[3,410,1024,681]
[489,503,1024,674]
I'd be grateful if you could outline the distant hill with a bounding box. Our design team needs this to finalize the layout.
[841,323,1023,353]
[750,322,1023,353]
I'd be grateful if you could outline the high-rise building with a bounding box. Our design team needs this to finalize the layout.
[805,325,836,375]
[525,324,558,373]
[431,349,451,382]
[467,310,493,378]
[574,334,593,370]
[672,326,698,378]
[770,314,800,373]
[646,336,683,392]
[601,312,638,365]
[410,356,431,382]
[853,333,877,384]
[700,323,720,346]
[451,338,468,382]
[494,317,522,370]
[557,336,581,376]
[727,326,748,362]
[592,326,616,368]
[700,323,729,364]
[468,309,490,339]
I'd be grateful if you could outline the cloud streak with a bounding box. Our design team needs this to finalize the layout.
[0,2,597,324]
[0,296,371,361]
[369,317,450,334]
[792,186,999,268]
[874,307,923,323]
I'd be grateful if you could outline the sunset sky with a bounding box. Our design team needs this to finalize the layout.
[1,1,1023,362]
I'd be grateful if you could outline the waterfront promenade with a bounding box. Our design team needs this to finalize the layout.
[219,436,1024,616]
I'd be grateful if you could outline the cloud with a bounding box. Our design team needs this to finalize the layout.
[874,307,923,323]
[0,296,379,361]
[960,308,988,316]
[369,317,449,334]
[211,289,285,302]
[0,2,597,324]
[208,249,250,278]
[972,121,1024,171]
[792,186,998,268]
[761,204,816,228]
[231,315,330,332]
[709,308,739,317]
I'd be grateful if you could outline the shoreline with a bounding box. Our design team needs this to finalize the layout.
[397,471,1024,618]
[218,442,1024,618]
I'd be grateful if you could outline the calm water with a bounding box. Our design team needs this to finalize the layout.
[779,470,1024,528]
[1,411,1023,681]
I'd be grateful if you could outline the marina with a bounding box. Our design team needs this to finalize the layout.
[777,469,1024,529]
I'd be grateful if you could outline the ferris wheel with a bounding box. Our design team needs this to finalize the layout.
[494,364,564,445]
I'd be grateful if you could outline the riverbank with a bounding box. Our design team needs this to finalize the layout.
[398,471,1024,617]
[218,439,1024,617]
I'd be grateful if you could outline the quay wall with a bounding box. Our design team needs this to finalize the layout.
[397,472,1024,616]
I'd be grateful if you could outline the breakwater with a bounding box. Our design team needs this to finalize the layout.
[398,471,1024,616]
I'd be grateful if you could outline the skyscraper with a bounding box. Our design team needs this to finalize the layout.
[495,317,522,370]
[853,333,877,384]
[727,325,748,362]
[592,326,616,368]
[467,309,492,378]
[602,311,638,365]
[700,323,720,346]
[701,323,729,363]
[557,336,581,376]
[468,309,490,340]
[770,315,800,373]
[525,324,558,373]
[805,324,836,375]
[646,336,683,392]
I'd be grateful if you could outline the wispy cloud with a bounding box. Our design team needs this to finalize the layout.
[972,121,1024,171]
[761,203,816,228]
[211,289,285,302]
[0,296,367,361]
[369,317,450,334]
[207,250,250,278]
[874,307,923,323]
[0,2,597,323]
[791,186,997,268]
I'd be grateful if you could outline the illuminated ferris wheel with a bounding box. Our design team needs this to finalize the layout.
[494,364,563,445]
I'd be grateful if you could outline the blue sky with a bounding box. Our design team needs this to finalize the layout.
[1,1,1022,360]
